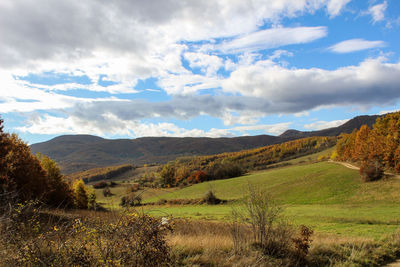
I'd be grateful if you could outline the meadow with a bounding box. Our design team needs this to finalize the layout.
[94,158,400,240]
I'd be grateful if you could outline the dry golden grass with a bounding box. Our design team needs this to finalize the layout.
[170,219,234,249]
[311,232,373,246]
[168,233,233,251]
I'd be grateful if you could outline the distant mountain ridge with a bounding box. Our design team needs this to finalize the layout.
[279,115,379,138]
[30,114,379,174]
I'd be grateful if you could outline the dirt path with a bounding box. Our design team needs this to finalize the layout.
[329,160,400,179]
[386,261,400,267]
[333,161,360,170]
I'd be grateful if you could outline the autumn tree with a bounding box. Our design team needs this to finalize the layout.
[0,119,48,201]
[38,153,74,207]
[335,111,400,181]
[73,180,89,209]
[159,163,175,187]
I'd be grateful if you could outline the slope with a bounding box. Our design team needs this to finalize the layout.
[141,161,400,238]
[30,114,379,174]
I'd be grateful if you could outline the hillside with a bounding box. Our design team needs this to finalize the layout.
[91,159,400,239]
[279,115,378,138]
[31,114,379,174]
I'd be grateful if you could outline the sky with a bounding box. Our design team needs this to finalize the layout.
[0,0,400,144]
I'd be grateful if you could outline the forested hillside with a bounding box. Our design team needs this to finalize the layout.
[157,136,336,187]
[31,114,379,174]
[335,111,400,181]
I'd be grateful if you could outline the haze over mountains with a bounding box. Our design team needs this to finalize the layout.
[31,114,379,174]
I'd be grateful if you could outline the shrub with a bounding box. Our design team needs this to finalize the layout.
[292,225,313,264]
[203,190,222,205]
[120,193,142,207]
[187,170,208,184]
[0,201,172,266]
[126,183,140,193]
[360,160,384,182]
[230,184,313,263]
[93,181,108,189]
[102,187,112,197]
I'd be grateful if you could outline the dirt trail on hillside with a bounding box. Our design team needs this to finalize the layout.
[386,261,400,267]
[329,160,400,179]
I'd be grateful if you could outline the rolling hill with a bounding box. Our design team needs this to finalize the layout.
[31,114,379,174]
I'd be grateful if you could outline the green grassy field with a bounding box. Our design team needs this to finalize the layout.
[94,158,400,239]
[140,161,400,239]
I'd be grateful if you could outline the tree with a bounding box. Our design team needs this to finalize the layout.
[38,154,74,207]
[159,163,175,187]
[0,118,49,201]
[73,180,89,209]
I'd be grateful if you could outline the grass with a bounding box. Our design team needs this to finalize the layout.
[144,161,360,205]
[91,154,400,240]
[138,161,400,239]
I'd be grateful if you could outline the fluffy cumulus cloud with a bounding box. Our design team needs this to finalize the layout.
[329,39,386,53]
[222,58,400,113]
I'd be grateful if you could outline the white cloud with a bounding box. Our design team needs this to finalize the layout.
[183,52,224,76]
[369,1,387,23]
[378,109,399,115]
[17,112,291,138]
[222,57,400,113]
[329,39,386,53]
[0,70,127,113]
[157,73,221,95]
[219,26,328,53]
[269,50,294,60]
[232,122,292,135]
[326,0,351,17]
[304,119,349,130]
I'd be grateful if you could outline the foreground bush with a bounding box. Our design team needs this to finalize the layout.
[230,184,314,265]
[0,200,172,266]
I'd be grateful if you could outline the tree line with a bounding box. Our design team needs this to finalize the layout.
[158,136,336,187]
[0,118,95,209]
[334,111,400,181]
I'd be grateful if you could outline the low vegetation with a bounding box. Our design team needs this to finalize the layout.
[0,201,172,266]
[69,164,136,184]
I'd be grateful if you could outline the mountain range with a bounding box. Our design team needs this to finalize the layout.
[31,114,379,174]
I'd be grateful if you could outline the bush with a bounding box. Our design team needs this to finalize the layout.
[203,190,222,205]
[230,184,314,264]
[0,201,172,266]
[207,161,244,180]
[126,183,140,193]
[360,160,384,182]
[102,187,112,197]
[93,181,108,189]
[120,193,142,207]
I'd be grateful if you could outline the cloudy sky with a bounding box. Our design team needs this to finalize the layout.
[1,0,400,144]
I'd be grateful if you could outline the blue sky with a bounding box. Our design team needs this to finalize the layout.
[0,0,399,144]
